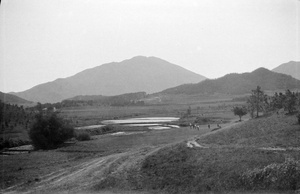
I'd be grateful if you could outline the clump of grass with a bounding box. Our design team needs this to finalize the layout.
[75,132,91,141]
[0,138,30,150]
[239,158,300,191]
[101,125,114,133]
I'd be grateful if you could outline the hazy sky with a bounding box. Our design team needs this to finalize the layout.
[0,0,299,93]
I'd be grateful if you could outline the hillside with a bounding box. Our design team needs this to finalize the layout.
[63,92,147,106]
[12,56,206,103]
[272,61,300,80]
[95,113,300,193]
[160,67,300,95]
[0,92,32,105]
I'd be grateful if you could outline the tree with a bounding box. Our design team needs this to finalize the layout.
[270,92,285,110]
[283,90,297,114]
[187,106,192,115]
[29,113,74,149]
[233,106,247,121]
[247,86,268,118]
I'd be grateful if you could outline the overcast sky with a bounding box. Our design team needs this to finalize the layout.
[0,0,299,93]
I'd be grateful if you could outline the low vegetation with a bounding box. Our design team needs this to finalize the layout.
[0,100,36,149]
[239,158,300,191]
[75,132,91,141]
[95,112,300,193]
[3,86,300,193]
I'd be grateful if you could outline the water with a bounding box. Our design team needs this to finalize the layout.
[77,117,180,132]
[75,124,105,130]
[101,117,179,125]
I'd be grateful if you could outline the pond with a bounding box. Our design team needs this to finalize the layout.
[101,117,179,125]
[75,117,180,132]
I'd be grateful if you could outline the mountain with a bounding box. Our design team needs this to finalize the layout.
[0,91,32,105]
[160,67,300,95]
[272,61,300,80]
[12,56,206,103]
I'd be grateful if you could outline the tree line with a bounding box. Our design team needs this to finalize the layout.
[233,86,300,123]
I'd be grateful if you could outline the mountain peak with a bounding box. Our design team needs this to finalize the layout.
[272,61,300,80]
[13,56,206,103]
[251,67,271,75]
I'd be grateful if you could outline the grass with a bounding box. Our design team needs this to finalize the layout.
[58,126,209,154]
[1,125,208,191]
[75,132,91,141]
[59,97,242,128]
[94,113,300,193]
[6,98,288,193]
[198,113,300,148]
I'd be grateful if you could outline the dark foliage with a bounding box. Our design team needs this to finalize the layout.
[297,113,300,125]
[0,100,36,149]
[29,113,74,149]
[75,132,91,141]
[61,92,146,107]
[233,106,247,121]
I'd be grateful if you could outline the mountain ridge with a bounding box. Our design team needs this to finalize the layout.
[272,61,300,80]
[160,67,300,95]
[12,56,206,103]
[0,91,32,105]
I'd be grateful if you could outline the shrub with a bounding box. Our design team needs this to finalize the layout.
[239,158,300,190]
[29,113,74,150]
[101,125,114,133]
[297,113,300,124]
[76,132,91,141]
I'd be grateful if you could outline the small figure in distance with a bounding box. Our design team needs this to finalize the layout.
[217,124,221,128]
[208,124,210,129]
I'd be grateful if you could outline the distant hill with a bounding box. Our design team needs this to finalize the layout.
[63,92,147,106]
[12,56,206,103]
[0,91,32,105]
[272,61,300,80]
[160,67,300,95]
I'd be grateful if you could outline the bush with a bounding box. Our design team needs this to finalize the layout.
[297,113,300,124]
[76,132,91,141]
[0,138,31,150]
[239,158,300,190]
[101,125,114,133]
[29,113,74,150]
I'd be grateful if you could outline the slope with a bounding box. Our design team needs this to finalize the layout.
[161,67,300,95]
[272,61,300,80]
[12,56,206,103]
[0,91,32,105]
[95,113,300,193]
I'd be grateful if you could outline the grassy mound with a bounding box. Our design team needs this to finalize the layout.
[95,113,300,193]
[198,113,300,148]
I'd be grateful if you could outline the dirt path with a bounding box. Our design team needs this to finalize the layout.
[186,119,247,148]
[2,146,162,194]
[3,152,126,194]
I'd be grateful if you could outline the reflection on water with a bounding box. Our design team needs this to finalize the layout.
[102,117,179,124]
[148,126,171,130]
[124,123,160,127]
[77,117,180,132]
[75,125,105,130]
[110,131,146,136]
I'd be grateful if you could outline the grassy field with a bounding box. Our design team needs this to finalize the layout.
[1,124,211,191]
[93,113,300,193]
[59,93,243,128]
[6,96,297,193]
